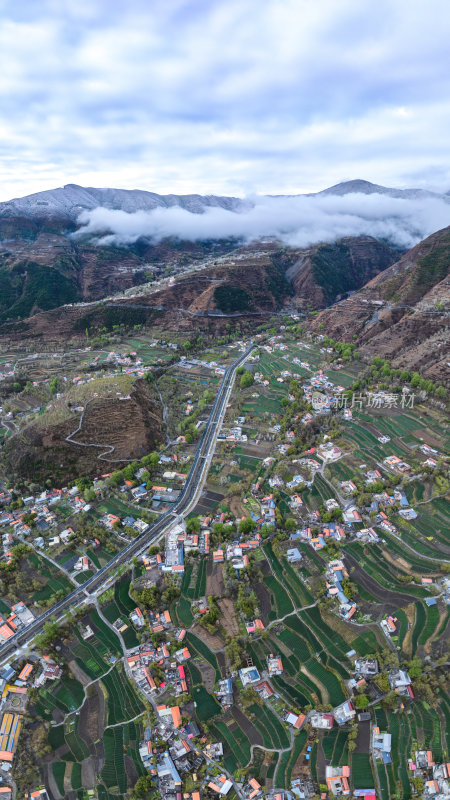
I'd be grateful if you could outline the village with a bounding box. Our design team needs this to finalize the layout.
[0,325,447,800]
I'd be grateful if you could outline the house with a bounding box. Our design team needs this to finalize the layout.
[354,659,378,679]
[343,506,362,524]
[310,712,334,729]
[286,547,302,563]
[389,669,413,696]
[244,778,263,799]
[203,742,224,760]
[216,678,233,707]
[239,666,261,686]
[130,608,145,628]
[340,481,357,494]
[284,711,306,730]
[381,615,397,636]
[333,700,355,725]
[0,713,22,763]
[372,727,392,764]
[415,750,435,769]
[267,654,283,676]
[245,619,265,635]
[208,775,233,795]
[326,766,350,796]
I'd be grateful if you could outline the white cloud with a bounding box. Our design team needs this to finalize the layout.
[0,0,450,198]
[74,191,450,250]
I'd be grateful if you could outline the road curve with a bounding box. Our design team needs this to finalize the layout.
[0,344,254,663]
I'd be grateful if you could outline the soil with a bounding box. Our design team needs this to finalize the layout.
[206,561,225,598]
[218,598,239,637]
[254,581,272,626]
[401,603,417,657]
[230,706,263,752]
[229,496,250,518]
[81,758,97,791]
[344,552,417,612]
[316,738,327,781]
[216,651,227,678]
[124,754,139,787]
[196,660,215,692]
[192,623,224,652]
[78,683,104,752]
[68,659,90,686]
[4,378,163,485]
[354,719,371,753]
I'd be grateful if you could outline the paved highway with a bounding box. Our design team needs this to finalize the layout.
[0,344,254,664]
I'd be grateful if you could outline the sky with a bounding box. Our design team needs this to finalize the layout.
[1,0,450,201]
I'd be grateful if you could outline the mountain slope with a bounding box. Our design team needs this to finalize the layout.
[285,236,401,308]
[310,226,450,379]
[0,184,246,222]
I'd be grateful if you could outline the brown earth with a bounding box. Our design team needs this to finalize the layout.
[195,660,215,692]
[206,561,225,598]
[218,598,240,636]
[191,623,224,651]
[310,226,450,381]
[286,236,400,309]
[254,580,272,626]
[3,378,163,485]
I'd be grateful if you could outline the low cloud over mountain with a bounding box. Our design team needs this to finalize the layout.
[75,190,450,250]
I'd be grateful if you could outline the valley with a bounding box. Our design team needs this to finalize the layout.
[0,182,447,800]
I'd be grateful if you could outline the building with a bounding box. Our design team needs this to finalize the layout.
[239,666,261,686]
[325,765,351,796]
[354,659,378,679]
[372,727,392,764]
[267,654,283,676]
[208,775,233,795]
[310,712,334,729]
[333,700,355,725]
[0,713,22,763]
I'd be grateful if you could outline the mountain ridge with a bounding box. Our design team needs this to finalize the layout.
[1,179,448,223]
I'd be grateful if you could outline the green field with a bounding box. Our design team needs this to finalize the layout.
[102,664,143,725]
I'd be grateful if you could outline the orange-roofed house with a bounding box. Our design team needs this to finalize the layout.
[248,778,262,798]
[171,706,181,728]
[0,624,14,641]
[18,664,33,681]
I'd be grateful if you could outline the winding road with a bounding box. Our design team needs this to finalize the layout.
[0,344,254,664]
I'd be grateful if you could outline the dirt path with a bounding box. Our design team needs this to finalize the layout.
[301,665,329,705]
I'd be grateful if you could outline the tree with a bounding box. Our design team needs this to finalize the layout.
[129,774,154,799]
[239,371,254,389]
[238,517,256,536]
[355,694,369,709]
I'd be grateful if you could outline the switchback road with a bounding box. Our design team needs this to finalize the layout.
[0,344,254,664]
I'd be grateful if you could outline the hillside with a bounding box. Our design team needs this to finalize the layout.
[285,236,400,308]
[0,179,446,325]
[2,378,163,486]
[310,226,450,379]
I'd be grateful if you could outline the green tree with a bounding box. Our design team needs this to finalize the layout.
[239,371,254,389]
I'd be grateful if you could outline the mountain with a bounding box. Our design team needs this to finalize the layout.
[0,184,246,223]
[310,225,450,379]
[315,179,443,200]
[284,236,401,308]
[0,180,447,224]
[0,179,447,330]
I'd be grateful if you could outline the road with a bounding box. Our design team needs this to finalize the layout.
[0,344,254,664]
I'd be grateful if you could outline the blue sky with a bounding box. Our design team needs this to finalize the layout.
[1,0,450,200]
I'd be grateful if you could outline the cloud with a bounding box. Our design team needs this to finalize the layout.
[74,191,450,250]
[1,1,450,199]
